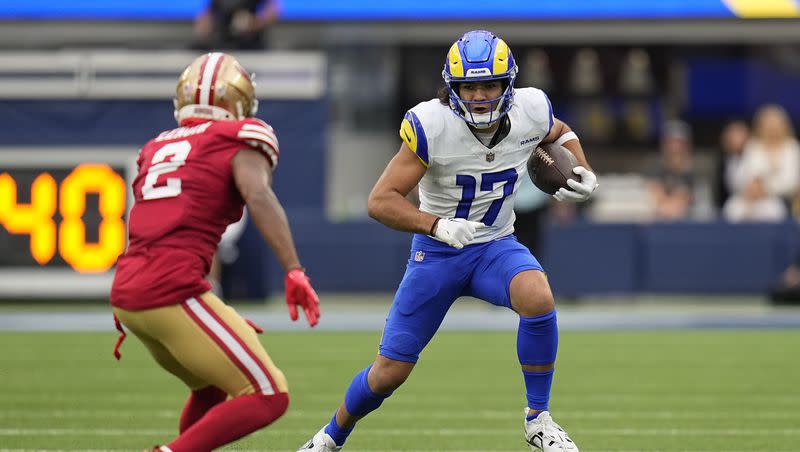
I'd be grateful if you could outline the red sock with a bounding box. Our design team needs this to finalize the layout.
[179,386,228,433]
[167,392,289,452]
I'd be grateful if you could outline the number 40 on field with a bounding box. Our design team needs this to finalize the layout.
[0,164,126,273]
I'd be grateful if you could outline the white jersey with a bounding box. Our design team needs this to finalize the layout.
[400,87,554,243]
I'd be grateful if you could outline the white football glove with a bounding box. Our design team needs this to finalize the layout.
[433,218,485,249]
[553,166,598,203]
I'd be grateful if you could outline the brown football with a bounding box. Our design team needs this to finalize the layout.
[526,143,579,195]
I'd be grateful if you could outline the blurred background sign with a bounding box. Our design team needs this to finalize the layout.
[3,0,800,20]
[0,4,799,301]
[0,150,132,298]
[0,51,328,298]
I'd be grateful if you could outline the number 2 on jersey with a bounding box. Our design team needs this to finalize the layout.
[455,168,518,226]
[141,140,192,200]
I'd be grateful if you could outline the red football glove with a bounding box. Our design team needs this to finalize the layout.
[284,268,320,327]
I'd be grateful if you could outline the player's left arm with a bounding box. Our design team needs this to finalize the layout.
[232,149,319,326]
[543,118,599,202]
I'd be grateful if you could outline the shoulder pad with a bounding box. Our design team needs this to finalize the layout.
[399,100,446,167]
[232,118,279,168]
[514,88,555,136]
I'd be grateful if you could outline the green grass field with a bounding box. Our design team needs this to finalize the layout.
[2,330,799,451]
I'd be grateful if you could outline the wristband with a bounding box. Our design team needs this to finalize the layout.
[429,217,440,237]
[554,131,579,147]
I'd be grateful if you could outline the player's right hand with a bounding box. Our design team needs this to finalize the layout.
[284,268,320,327]
[433,218,485,250]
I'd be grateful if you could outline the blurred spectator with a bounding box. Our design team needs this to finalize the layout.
[619,50,656,144]
[740,105,799,205]
[646,120,697,221]
[722,176,787,222]
[713,120,750,210]
[769,254,800,305]
[208,209,249,296]
[722,105,799,222]
[568,48,614,143]
[618,48,654,96]
[569,48,602,96]
[520,49,554,94]
[193,0,279,50]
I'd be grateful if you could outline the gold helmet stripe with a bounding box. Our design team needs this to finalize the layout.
[447,43,464,77]
[493,39,509,75]
[200,53,225,106]
[194,54,209,104]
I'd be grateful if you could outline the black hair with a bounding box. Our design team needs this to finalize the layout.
[437,85,451,105]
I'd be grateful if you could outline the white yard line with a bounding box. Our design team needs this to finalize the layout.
[6,392,800,404]
[1,409,798,421]
[2,427,800,437]
[0,449,779,452]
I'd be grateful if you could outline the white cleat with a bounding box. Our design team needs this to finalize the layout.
[297,426,342,452]
[524,409,579,451]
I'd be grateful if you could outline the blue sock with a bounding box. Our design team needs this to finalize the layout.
[518,311,559,415]
[324,412,353,446]
[523,369,554,420]
[525,406,546,422]
[324,365,392,446]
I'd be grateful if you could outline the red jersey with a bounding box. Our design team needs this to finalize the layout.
[111,117,279,310]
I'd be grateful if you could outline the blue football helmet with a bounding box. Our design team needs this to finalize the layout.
[442,30,518,128]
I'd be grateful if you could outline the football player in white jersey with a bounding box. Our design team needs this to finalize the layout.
[298,30,597,452]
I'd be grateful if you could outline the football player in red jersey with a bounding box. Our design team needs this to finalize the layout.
[110,52,320,452]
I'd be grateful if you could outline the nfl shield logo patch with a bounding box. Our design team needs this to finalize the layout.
[414,250,425,262]
[486,152,495,162]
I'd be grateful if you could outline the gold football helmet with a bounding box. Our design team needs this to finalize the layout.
[174,52,258,124]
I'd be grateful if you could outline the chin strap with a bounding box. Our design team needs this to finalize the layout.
[112,314,127,360]
[458,98,506,127]
[486,116,511,147]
